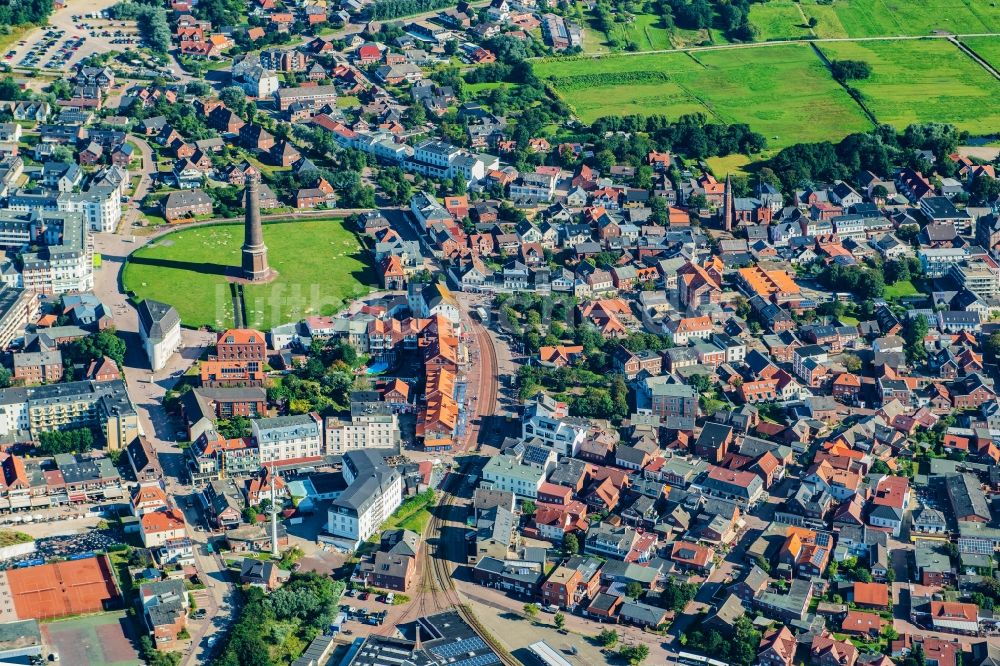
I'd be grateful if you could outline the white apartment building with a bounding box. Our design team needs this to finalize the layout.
[61,185,122,233]
[252,413,324,464]
[324,404,398,455]
[326,450,402,550]
[0,209,93,295]
[521,396,587,457]
[482,454,546,498]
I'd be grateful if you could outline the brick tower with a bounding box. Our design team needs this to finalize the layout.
[241,176,270,281]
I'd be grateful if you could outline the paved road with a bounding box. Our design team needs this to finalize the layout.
[120,134,155,234]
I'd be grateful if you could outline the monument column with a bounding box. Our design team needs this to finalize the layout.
[241,176,271,281]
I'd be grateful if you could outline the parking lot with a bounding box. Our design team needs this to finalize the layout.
[0,526,126,569]
[3,0,132,72]
[2,27,77,69]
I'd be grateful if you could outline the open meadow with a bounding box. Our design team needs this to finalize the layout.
[608,13,675,51]
[535,43,872,147]
[795,0,1000,38]
[579,0,1000,56]
[747,1,814,41]
[962,35,1000,69]
[123,219,375,330]
[819,39,1000,135]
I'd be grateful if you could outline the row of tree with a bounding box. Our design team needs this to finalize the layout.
[588,113,766,161]
[764,122,967,192]
[0,0,52,27]
[363,0,454,20]
[109,2,170,53]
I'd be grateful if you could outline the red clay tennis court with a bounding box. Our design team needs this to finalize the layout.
[6,555,120,620]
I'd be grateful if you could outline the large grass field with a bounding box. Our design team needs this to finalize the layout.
[535,43,872,147]
[963,36,1000,70]
[748,1,814,41]
[608,13,675,51]
[795,0,1000,38]
[123,219,375,330]
[819,39,1000,135]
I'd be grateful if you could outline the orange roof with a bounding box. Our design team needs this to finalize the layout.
[707,465,758,488]
[674,315,712,333]
[131,484,167,506]
[931,601,978,622]
[679,261,720,290]
[842,610,883,633]
[853,582,889,607]
[539,345,584,363]
[755,451,780,475]
[670,541,714,567]
[668,207,689,225]
[141,508,186,533]
[872,475,909,510]
[833,372,861,387]
[381,254,405,276]
[247,26,266,39]
[218,328,265,346]
[737,266,801,297]
[385,377,410,399]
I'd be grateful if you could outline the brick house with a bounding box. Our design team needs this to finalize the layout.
[162,189,213,221]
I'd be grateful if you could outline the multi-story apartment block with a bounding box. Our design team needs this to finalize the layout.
[0,380,138,449]
[521,394,588,457]
[12,349,63,385]
[324,403,398,454]
[0,287,38,350]
[643,378,697,422]
[252,413,323,465]
[0,210,93,295]
[481,454,546,498]
[326,450,402,550]
[949,258,1000,299]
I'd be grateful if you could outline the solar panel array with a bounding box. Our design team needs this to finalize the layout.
[430,637,487,659]
[451,653,500,666]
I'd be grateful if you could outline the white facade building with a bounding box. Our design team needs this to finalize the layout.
[253,413,324,464]
[324,404,398,454]
[137,299,181,373]
[326,450,402,550]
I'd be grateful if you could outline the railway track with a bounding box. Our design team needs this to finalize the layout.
[383,312,519,662]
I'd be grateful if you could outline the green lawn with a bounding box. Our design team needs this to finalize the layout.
[819,39,1000,136]
[123,219,375,330]
[963,36,1000,71]
[705,153,753,177]
[608,13,674,51]
[884,279,919,299]
[749,1,813,41]
[799,0,1000,38]
[0,24,34,55]
[397,508,432,533]
[466,82,514,94]
[535,43,872,147]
